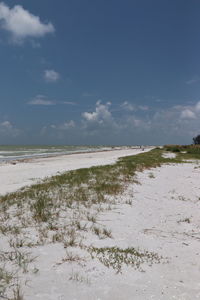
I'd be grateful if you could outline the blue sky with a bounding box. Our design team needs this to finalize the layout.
[0,0,200,145]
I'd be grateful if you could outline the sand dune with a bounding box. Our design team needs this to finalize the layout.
[0,147,151,195]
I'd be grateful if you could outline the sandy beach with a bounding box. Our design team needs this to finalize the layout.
[0,148,200,300]
[0,147,151,195]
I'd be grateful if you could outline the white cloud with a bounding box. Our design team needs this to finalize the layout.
[58,120,75,130]
[44,69,60,82]
[121,101,149,112]
[62,101,77,106]
[82,101,112,124]
[36,100,200,145]
[0,120,20,137]
[27,95,77,106]
[139,105,149,111]
[121,101,135,111]
[47,120,75,131]
[0,2,55,42]
[180,109,196,119]
[186,77,200,85]
[28,95,55,106]
[195,101,200,112]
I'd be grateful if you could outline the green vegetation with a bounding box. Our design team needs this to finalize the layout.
[0,146,200,297]
[88,246,162,273]
[177,217,191,224]
[164,144,200,158]
[193,134,200,145]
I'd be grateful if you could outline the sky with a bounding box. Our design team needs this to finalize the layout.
[0,0,200,145]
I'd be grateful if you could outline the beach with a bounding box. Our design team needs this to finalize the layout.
[0,148,200,300]
[0,147,151,195]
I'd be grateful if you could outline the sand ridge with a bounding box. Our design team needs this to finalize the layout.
[0,147,152,195]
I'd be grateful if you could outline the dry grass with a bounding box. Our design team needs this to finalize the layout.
[0,147,198,296]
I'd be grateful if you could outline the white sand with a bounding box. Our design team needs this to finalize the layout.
[162,152,177,159]
[0,148,151,195]
[1,150,200,299]
[21,162,200,300]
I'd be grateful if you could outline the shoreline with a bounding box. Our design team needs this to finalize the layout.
[0,146,153,195]
[1,148,200,299]
[0,146,149,165]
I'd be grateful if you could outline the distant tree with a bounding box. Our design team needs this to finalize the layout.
[193,135,200,145]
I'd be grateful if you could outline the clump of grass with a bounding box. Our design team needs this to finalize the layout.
[64,228,78,248]
[69,270,90,284]
[60,251,84,264]
[0,267,14,297]
[177,217,191,224]
[88,246,162,273]
[87,214,97,223]
[92,226,101,237]
[92,226,112,239]
[11,283,24,300]
[125,199,133,206]
[148,172,155,179]
[31,193,52,222]
[0,249,35,274]
[102,228,112,238]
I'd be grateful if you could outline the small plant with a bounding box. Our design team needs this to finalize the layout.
[69,271,90,284]
[64,228,77,248]
[92,226,101,237]
[177,217,191,224]
[148,172,155,179]
[74,220,87,231]
[88,246,162,273]
[87,214,97,223]
[178,196,187,201]
[102,228,112,238]
[125,199,132,206]
[0,267,14,297]
[12,282,24,300]
[60,251,84,264]
[31,194,52,222]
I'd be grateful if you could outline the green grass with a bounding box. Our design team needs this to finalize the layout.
[0,146,199,295]
[88,246,162,273]
[0,148,196,233]
[164,144,200,158]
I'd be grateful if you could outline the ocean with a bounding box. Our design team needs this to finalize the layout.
[0,145,113,162]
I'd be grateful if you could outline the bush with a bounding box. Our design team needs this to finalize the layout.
[193,135,200,145]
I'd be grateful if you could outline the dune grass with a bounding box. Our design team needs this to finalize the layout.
[88,246,162,273]
[0,147,199,297]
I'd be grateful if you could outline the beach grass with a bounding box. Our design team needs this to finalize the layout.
[0,147,199,297]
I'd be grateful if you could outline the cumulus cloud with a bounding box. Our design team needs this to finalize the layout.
[82,101,111,122]
[56,120,75,130]
[82,101,118,132]
[28,95,55,106]
[180,109,196,119]
[138,105,149,111]
[121,101,149,112]
[34,100,200,145]
[121,101,135,111]
[40,120,76,143]
[0,2,54,42]
[44,69,60,82]
[0,120,20,137]
[195,101,200,112]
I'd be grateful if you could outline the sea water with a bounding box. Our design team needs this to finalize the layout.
[0,145,113,162]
